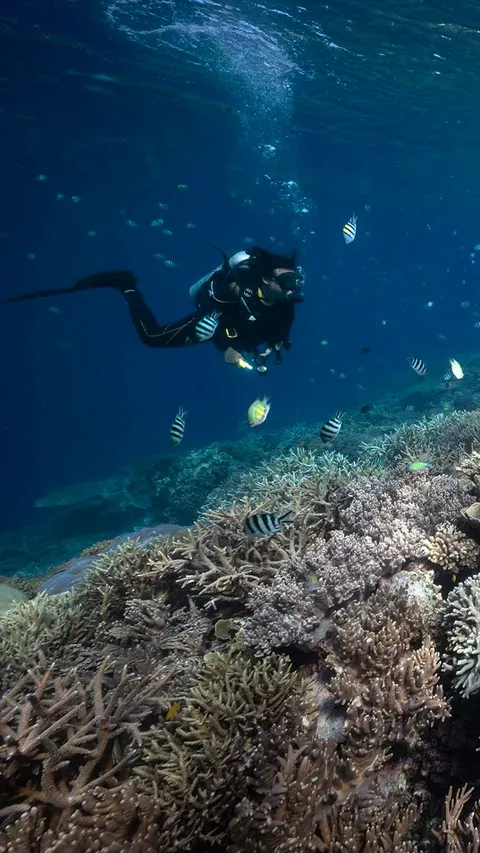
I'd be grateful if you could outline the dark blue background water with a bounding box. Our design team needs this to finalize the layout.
[2,0,480,532]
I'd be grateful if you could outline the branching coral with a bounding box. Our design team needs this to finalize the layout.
[436,784,480,852]
[133,646,311,849]
[242,564,326,655]
[2,435,478,851]
[444,575,480,697]
[360,411,480,471]
[296,470,464,612]
[226,734,335,853]
[316,798,421,852]
[336,471,464,536]
[200,446,362,519]
[425,523,480,574]
[0,538,178,682]
[326,587,450,748]
[140,504,315,614]
[0,592,86,677]
[0,785,160,852]
[0,657,171,824]
[456,449,480,494]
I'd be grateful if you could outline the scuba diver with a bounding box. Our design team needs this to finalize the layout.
[7,245,305,374]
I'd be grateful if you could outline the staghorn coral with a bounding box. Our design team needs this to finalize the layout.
[226,732,336,853]
[326,587,450,748]
[200,446,363,519]
[436,784,480,852]
[360,410,480,471]
[140,506,311,614]
[0,657,172,824]
[425,523,480,574]
[133,646,311,849]
[0,592,85,678]
[316,797,421,852]
[444,574,480,698]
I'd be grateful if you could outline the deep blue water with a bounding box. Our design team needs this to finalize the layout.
[2,0,480,534]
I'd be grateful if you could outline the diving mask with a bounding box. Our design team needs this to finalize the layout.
[266,269,305,303]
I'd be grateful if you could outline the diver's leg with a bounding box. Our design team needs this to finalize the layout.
[122,288,200,348]
[76,271,201,348]
[8,269,201,349]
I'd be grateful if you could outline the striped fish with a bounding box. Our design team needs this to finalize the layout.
[343,213,357,244]
[170,407,187,445]
[320,411,345,443]
[243,509,293,538]
[195,309,221,342]
[407,354,427,376]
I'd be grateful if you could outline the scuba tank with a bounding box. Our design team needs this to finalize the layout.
[188,251,250,300]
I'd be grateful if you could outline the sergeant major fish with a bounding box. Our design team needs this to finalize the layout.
[320,411,345,443]
[343,213,357,244]
[195,310,221,342]
[170,407,187,445]
[243,509,293,537]
[407,354,427,376]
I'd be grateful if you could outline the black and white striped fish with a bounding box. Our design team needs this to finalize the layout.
[407,354,427,376]
[343,213,357,244]
[195,310,221,342]
[320,411,345,443]
[170,407,187,445]
[243,509,293,538]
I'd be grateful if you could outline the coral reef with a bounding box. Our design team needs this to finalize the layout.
[6,422,480,848]
[361,410,480,471]
[200,446,366,518]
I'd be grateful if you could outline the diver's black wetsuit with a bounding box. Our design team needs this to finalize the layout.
[7,267,295,358]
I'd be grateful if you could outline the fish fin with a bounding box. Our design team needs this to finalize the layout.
[335,410,346,419]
